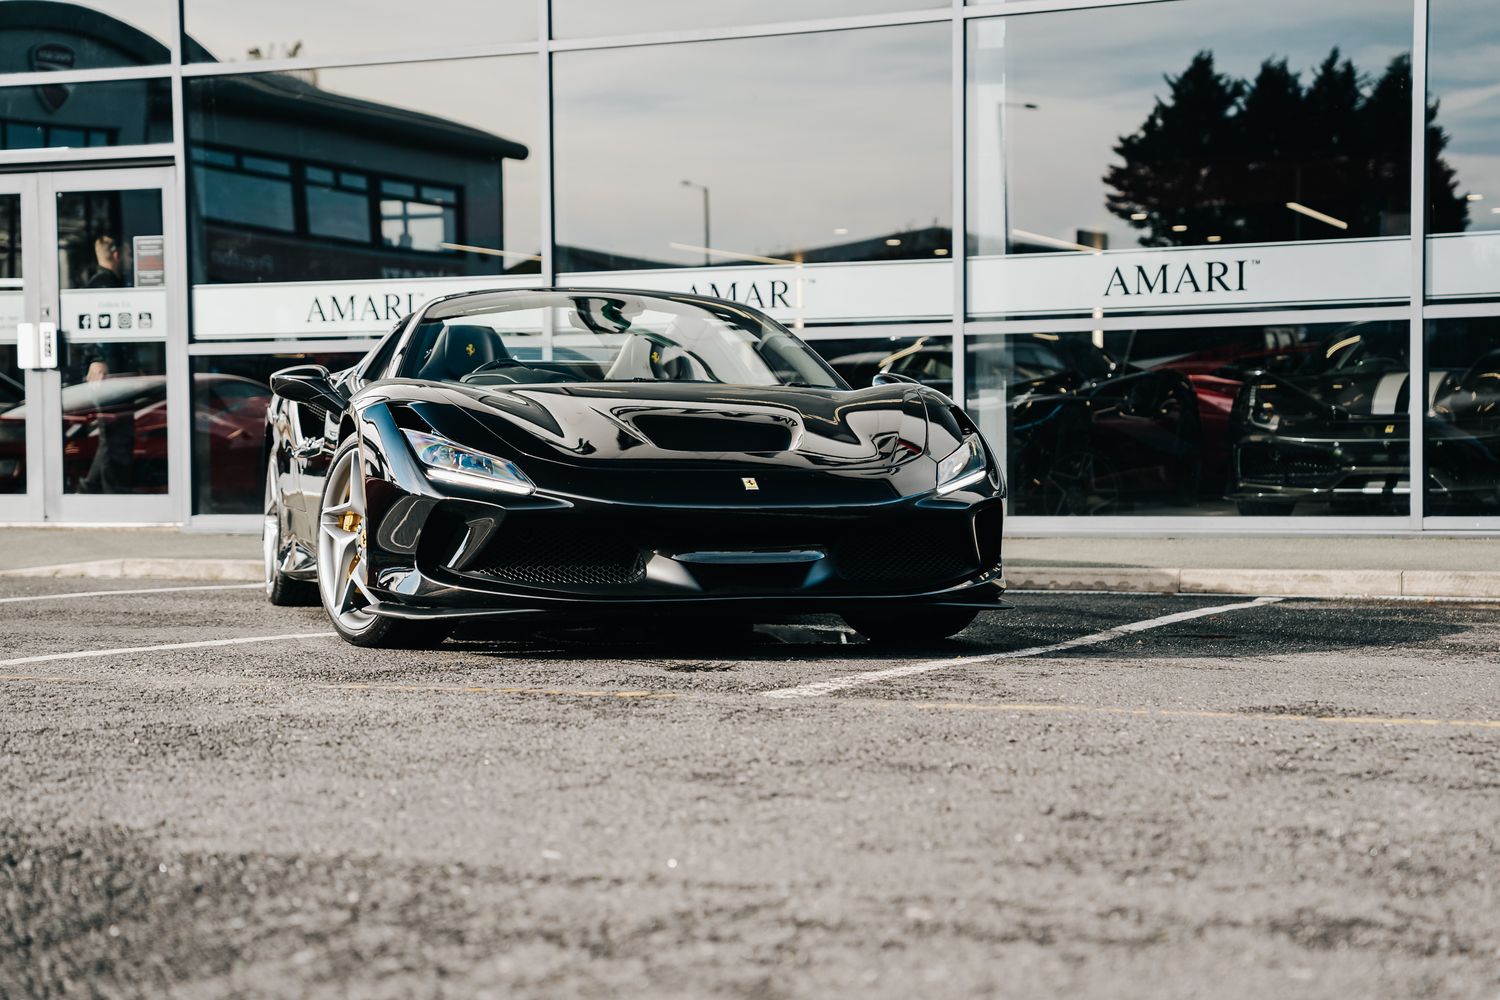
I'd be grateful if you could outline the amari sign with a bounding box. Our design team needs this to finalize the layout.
[969,237,1409,316]
[190,260,952,339]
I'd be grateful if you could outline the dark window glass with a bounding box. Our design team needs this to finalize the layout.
[553,24,951,271]
[967,322,1412,517]
[813,334,954,397]
[191,351,363,515]
[185,57,541,287]
[0,191,21,495]
[1426,317,1500,516]
[551,0,945,39]
[1426,0,1500,302]
[183,0,536,64]
[0,2,172,73]
[192,147,295,231]
[0,77,170,150]
[968,0,1417,257]
[307,183,371,242]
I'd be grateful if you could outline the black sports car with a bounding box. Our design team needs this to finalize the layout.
[264,289,1007,647]
[1227,323,1500,514]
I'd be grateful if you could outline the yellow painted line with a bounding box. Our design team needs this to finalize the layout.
[320,682,676,700]
[911,701,1500,731]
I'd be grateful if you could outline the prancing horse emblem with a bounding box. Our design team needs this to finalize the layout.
[741,477,759,491]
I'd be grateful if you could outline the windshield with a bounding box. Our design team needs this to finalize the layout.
[397,291,845,389]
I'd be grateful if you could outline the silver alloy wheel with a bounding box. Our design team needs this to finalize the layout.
[262,458,280,597]
[318,444,377,634]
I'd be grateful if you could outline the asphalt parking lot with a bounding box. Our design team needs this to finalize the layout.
[2,578,1498,999]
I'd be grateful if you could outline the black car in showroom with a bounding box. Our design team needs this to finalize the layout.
[264,289,1006,647]
[1228,322,1500,514]
[826,334,1201,515]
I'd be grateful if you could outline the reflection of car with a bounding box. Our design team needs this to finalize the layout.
[0,373,269,495]
[824,335,1200,515]
[263,289,1008,649]
[1117,327,1319,499]
[1227,327,1500,514]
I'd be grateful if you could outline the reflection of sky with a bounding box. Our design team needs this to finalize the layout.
[553,23,950,266]
[1430,0,1500,231]
[51,1,174,49]
[551,0,943,39]
[971,0,1415,249]
[307,58,541,254]
[183,0,535,61]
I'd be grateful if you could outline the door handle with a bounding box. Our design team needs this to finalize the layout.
[292,438,326,459]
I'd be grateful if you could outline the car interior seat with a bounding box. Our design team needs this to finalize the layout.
[418,324,509,382]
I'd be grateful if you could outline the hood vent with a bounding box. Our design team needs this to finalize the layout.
[631,414,794,453]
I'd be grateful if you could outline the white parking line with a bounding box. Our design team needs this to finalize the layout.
[0,632,336,668]
[762,597,1283,700]
[0,583,262,604]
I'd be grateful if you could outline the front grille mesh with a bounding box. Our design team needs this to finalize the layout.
[473,532,647,586]
[834,538,971,586]
[1239,446,1341,486]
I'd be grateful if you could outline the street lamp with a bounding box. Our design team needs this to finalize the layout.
[681,179,710,267]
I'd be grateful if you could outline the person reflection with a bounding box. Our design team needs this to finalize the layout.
[86,232,125,288]
[74,344,135,494]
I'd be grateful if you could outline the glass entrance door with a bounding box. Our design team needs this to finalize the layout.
[0,166,178,523]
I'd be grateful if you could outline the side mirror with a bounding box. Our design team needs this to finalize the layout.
[270,364,347,414]
[872,371,919,387]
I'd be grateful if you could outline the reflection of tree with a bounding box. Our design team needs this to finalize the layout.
[1105,50,1467,246]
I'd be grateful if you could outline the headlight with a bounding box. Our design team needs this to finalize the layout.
[402,428,534,495]
[936,435,989,495]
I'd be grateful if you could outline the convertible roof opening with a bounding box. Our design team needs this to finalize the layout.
[402,290,846,390]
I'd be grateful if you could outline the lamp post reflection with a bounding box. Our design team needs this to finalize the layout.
[681,180,711,267]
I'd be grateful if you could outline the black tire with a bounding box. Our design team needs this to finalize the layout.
[264,456,317,607]
[339,616,453,650]
[842,606,979,645]
[316,437,450,649]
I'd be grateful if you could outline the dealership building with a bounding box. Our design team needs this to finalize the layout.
[0,0,1496,533]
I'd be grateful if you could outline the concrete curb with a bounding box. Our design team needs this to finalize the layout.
[1,558,1497,600]
[0,558,262,582]
[1005,567,1500,599]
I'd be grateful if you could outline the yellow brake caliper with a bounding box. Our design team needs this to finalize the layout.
[339,510,364,575]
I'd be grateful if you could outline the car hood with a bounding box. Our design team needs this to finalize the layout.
[419,381,933,472]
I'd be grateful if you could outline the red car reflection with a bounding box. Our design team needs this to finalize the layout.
[0,373,269,495]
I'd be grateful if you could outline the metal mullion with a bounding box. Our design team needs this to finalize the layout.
[179,41,545,78]
[549,8,953,53]
[950,0,967,411]
[1006,515,1419,536]
[0,65,173,88]
[169,0,193,524]
[0,145,178,168]
[1409,0,1428,529]
[964,305,1411,336]
[796,323,956,341]
[962,0,1177,18]
[1424,301,1500,319]
[186,339,382,357]
[1421,517,1500,532]
[539,0,555,287]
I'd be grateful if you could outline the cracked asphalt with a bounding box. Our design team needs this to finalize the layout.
[1,577,1498,999]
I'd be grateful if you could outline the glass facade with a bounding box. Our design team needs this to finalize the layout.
[0,0,1492,530]
[552,24,951,273]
